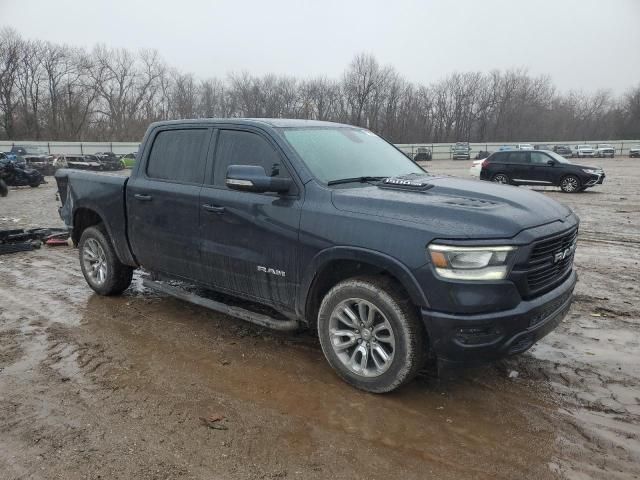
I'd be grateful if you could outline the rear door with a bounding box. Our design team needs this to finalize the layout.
[198,127,302,309]
[505,151,529,183]
[127,127,211,279]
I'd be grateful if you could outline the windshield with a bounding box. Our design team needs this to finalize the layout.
[547,151,571,163]
[280,127,424,184]
[578,145,592,149]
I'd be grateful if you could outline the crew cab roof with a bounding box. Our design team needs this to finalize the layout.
[147,118,352,129]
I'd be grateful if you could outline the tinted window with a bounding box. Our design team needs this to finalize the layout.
[146,129,208,183]
[506,152,528,164]
[213,130,290,187]
[530,152,550,165]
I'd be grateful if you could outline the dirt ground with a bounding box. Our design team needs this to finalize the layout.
[0,158,639,480]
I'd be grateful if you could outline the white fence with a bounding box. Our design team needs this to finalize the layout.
[1,139,639,160]
[396,140,640,160]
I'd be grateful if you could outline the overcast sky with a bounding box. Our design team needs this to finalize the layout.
[2,0,639,93]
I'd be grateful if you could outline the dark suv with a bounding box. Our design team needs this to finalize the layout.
[480,150,605,193]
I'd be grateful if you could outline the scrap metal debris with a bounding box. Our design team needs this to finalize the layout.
[199,414,228,430]
[0,228,69,255]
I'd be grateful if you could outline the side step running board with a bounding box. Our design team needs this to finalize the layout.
[142,279,300,332]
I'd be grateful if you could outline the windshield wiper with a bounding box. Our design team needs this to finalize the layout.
[327,176,387,186]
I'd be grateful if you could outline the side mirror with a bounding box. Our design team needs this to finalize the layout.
[547,160,555,166]
[225,164,292,194]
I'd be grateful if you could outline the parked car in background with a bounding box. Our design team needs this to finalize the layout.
[629,145,640,158]
[516,143,534,150]
[121,152,137,168]
[480,149,605,193]
[498,145,515,151]
[469,159,483,177]
[553,145,573,157]
[451,142,471,160]
[573,145,595,158]
[534,144,551,150]
[55,118,579,393]
[413,147,432,162]
[594,144,615,158]
[474,150,491,160]
[95,152,125,170]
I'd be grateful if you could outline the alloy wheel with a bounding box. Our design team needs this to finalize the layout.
[561,176,579,192]
[328,298,395,377]
[82,238,108,286]
[492,174,508,184]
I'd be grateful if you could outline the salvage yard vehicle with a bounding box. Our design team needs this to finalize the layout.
[451,142,471,160]
[56,119,579,393]
[95,152,125,170]
[553,145,573,157]
[630,145,640,158]
[516,143,534,150]
[0,155,45,187]
[63,154,104,171]
[480,149,605,193]
[594,144,615,158]
[121,152,137,168]
[573,144,595,158]
[10,144,58,175]
[413,147,432,162]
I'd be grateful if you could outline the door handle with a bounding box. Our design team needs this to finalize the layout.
[134,193,152,201]
[202,204,225,214]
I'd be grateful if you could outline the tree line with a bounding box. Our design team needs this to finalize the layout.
[1,28,638,144]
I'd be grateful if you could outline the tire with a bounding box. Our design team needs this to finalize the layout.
[29,182,40,188]
[491,173,509,184]
[317,276,427,393]
[78,225,133,295]
[560,175,581,193]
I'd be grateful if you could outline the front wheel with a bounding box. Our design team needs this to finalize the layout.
[317,276,427,393]
[78,225,133,295]
[560,175,581,193]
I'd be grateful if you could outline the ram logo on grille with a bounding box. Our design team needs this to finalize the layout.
[554,244,575,263]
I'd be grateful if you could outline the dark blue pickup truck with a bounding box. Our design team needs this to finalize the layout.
[55,119,578,393]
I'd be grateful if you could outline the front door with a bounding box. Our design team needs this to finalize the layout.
[127,127,211,279]
[198,128,302,310]
[528,151,556,185]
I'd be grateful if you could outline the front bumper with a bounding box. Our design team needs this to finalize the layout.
[421,269,577,367]
[585,172,605,186]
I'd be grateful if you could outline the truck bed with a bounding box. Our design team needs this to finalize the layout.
[55,169,135,266]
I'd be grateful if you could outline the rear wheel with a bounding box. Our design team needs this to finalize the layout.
[492,173,509,184]
[78,225,133,295]
[560,175,581,193]
[317,276,427,393]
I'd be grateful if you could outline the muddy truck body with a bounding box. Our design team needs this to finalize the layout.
[55,119,579,393]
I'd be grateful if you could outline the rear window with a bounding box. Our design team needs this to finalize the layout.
[506,152,528,164]
[146,129,209,183]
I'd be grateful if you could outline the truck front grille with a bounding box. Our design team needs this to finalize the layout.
[525,227,577,295]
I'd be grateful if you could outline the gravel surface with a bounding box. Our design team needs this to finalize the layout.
[0,158,638,479]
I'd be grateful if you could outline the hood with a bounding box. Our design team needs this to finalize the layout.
[331,174,574,239]
[571,163,602,170]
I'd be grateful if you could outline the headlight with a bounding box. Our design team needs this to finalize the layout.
[427,244,516,280]
[582,168,599,174]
